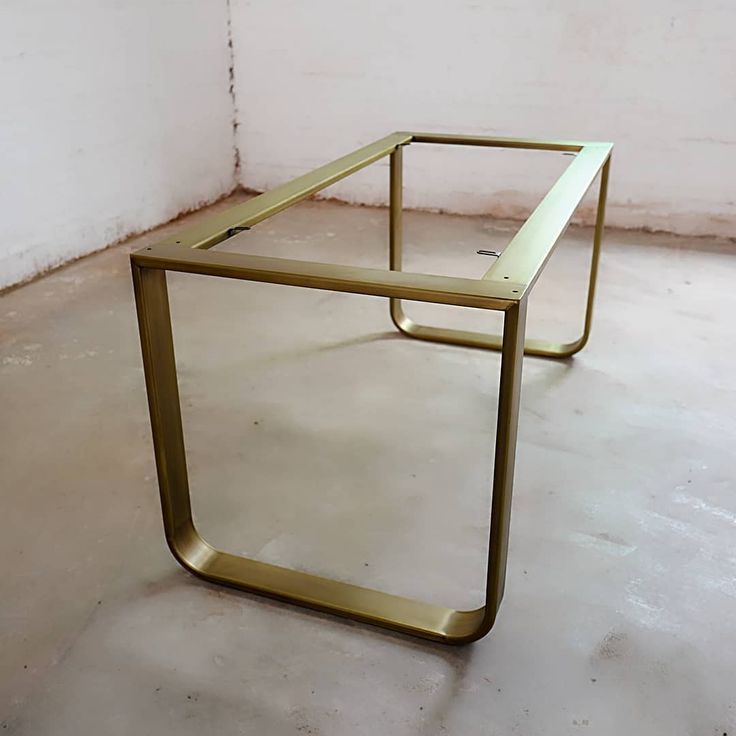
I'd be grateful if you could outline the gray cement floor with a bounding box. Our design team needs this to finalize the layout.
[1,194,735,734]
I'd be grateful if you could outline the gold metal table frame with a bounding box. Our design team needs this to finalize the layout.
[132,132,612,644]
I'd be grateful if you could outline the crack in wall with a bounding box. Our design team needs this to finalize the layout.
[225,0,241,183]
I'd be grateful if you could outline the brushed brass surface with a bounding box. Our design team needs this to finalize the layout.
[133,244,521,310]
[410,131,585,152]
[132,132,612,643]
[482,146,611,292]
[153,132,412,251]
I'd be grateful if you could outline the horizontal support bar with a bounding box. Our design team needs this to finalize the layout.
[409,132,607,152]
[483,143,612,293]
[133,243,522,310]
[183,539,487,643]
[158,132,412,251]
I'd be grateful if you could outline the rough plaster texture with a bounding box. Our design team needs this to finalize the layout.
[1,196,735,734]
[231,0,736,238]
[3,4,735,288]
[0,0,236,290]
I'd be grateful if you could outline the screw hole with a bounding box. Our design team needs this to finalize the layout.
[175,240,181,244]
[146,247,151,250]
[503,276,509,279]
[512,289,519,293]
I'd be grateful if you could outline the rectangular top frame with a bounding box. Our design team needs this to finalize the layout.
[132,131,612,307]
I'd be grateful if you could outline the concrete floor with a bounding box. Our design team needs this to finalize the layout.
[1,194,735,734]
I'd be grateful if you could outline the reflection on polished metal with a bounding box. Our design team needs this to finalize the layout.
[132,132,612,644]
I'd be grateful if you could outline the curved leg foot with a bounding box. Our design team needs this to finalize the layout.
[390,298,584,358]
[169,519,495,644]
[388,153,610,361]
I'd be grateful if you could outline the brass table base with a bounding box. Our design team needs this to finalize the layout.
[132,132,611,644]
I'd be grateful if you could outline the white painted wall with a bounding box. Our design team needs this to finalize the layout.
[2,1,733,290]
[231,0,736,238]
[0,1,236,290]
